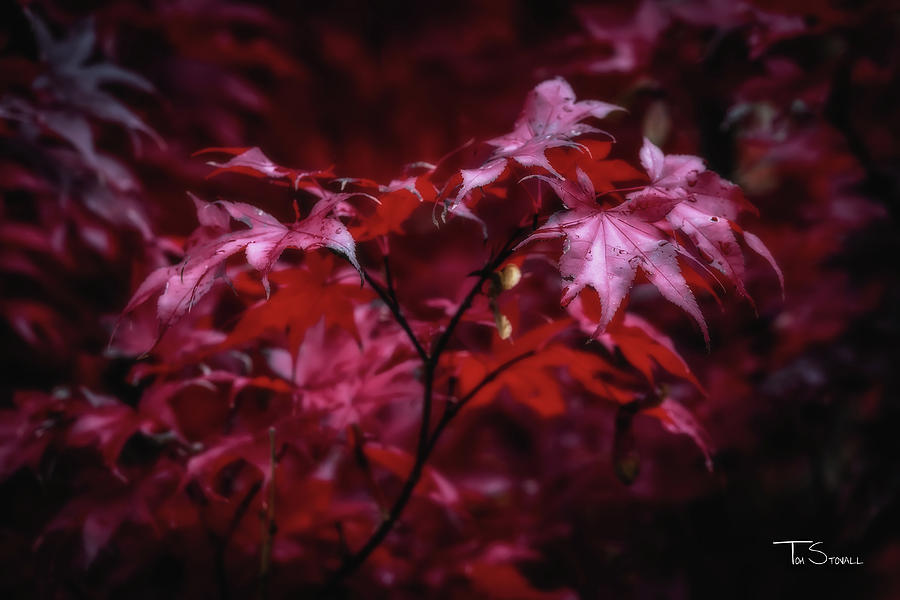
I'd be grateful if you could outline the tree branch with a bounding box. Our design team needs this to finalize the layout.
[382,256,398,305]
[319,231,522,597]
[425,349,536,456]
[427,232,521,365]
[362,269,428,362]
[319,369,433,596]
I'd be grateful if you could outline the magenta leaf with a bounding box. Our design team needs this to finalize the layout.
[521,168,709,343]
[123,195,359,339]
[450,78,622,206]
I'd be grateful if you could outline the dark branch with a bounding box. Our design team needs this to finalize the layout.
[383,256,398,305]
[320,231,523,597]
[428,231,521,365]
[362,268,428,361]
[318,368,433,596]
[425,349,536,456]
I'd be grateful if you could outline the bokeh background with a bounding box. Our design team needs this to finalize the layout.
[2,1,898,598]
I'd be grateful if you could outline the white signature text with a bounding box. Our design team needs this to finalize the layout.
[772,540,864,566]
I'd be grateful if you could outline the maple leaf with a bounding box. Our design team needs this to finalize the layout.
[197,147,332,189]
[604,314,704,391]
[448,78,622,209]
[569,293,704,391]
[220,253,372,356]
[122,194,360,339]
[351,188,422,241]
[643,397,714,471]
[351,167,437,242]
[0,392,67,478]
[363,443,460,507]
[451,319,631,415]
[520,168,710,343]
[266,309,421,428]
[631,139,784,300]
[24,8,161,148]
[451,320,572,417]
[627,138,706,203]
[523,141,783,342]
[378,162,438,203]
[575,1,669,74]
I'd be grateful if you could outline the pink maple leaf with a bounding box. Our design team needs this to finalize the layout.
[631,139,784,301]
[122,194,361,341]
[520,168,709,343]
[449,78,622,209]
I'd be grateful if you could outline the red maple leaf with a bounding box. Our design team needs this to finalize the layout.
[644,396,714,470]
[450,319,632,416]
[569,292,704,391]
[220,253,373,356]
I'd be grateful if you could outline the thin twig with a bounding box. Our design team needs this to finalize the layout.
[425,349,536,456]
[362,269,428,362]
[383,256,398,305]
[428,232,521,365]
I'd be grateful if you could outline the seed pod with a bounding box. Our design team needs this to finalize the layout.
[494,312,512,340]
[498,264,521,290]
